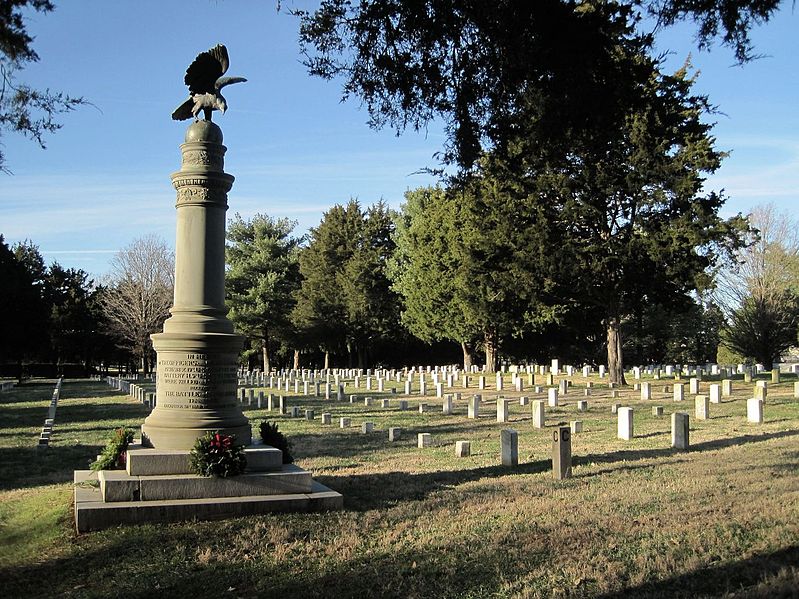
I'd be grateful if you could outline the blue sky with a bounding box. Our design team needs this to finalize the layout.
[1,2,797,280]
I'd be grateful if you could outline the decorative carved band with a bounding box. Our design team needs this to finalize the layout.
[175,186,229,207]
[182,149,225,170]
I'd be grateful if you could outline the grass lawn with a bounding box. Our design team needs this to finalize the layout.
[0,373,797,598]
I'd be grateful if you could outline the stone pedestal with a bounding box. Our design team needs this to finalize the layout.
[142,121,249,450]
[74,120,343,532]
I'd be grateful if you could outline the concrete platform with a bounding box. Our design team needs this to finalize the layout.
[126,445,282,476]
[98,464,312,502]
[75,470,343,533]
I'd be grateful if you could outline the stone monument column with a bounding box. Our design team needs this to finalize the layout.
[142,120,251,449]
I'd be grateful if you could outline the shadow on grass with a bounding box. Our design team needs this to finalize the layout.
[573,428,799,469]
[0,444,101,491]
[316,459,552,512]
[596,545,799,598]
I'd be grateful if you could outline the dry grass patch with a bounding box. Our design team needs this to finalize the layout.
[0,375,797,597]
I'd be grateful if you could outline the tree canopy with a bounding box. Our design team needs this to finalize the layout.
[295,0,782,171]
[226,213,303,373]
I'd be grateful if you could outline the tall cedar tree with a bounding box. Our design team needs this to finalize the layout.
[390,185,547,372]
[295,0,780,171]
[293,200,400,368]
[225,214,302,374]
[476,51,747,383]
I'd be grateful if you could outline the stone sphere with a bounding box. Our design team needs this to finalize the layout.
[185,120,223,144]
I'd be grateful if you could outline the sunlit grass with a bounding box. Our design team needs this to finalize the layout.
[0,373,797,598]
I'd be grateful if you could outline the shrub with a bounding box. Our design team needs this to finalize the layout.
[259,421,293,464]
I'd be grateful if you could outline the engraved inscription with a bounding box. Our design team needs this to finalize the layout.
[156,351,239,409]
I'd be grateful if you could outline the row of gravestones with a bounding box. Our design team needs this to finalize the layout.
[0,380,15,393]
[36,378,62,449]
[105,376,156,410]
[257,384,774,474]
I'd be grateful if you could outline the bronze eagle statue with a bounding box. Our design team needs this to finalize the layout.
[172,44,247,121]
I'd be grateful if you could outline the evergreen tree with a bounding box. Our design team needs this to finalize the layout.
[225,214,302,373]
[295,0,781,171]
[390,183,547,372]
[43,263,100,370]
[293,200,400,368]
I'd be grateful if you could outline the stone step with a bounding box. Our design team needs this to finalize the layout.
[126,445,282,476]
[99,464,311,502]
[74,470,342,533]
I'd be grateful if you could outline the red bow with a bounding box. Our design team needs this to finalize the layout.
[211,433,233,449]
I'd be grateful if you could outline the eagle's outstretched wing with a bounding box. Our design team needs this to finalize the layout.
[184,44,229,95]
[171,98,195,121]
[216,76,247,90]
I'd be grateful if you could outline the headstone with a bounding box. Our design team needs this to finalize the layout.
[577,400,588,412]
[673,384,685,402]
[794,381,799,398]
[722,379,732,397]
[617,407,634,440]
[418,403,427,413]
[418,433,432,448]
[611,402,621,414]
[321,413,331,425]
[532,400,545,428]
[361,422,374,434]
[570,420,583,434]
[771,369,780,384]
[290,406,300,418]
[689,378,699,394]
[496,398,509,423]
[381,399,390,408]
[455,440,470,458]
[652,406,663,417]
[640,382,652,400]
[747,397,764,423]
[278,396,286,414]
[519,396,529,406]
[709,384,721,404]
[671,412,689,449]
[552,426,572,480]
[399,399,408,411]
[443,394,453,415]
[501,429,518,466]
[695,395,709,420]
[468,395,481,419]
[547,388,558,407]
[754,385,767,401]
[340,417,350,428]
[388,427,401,441]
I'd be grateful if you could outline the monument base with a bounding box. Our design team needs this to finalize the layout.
[73,443,343,532]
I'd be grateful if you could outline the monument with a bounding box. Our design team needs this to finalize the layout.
[74,45,342,531]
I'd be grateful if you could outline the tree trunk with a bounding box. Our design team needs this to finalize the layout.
[357,346,367,370]
[483,329,498,374]
[607,316,627,385]
[324,349,330,370]
[461,341,474,370]
[293,349,300,370]
[261,337,270,374]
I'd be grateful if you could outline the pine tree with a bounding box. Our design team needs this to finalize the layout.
[225,214,302,373]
